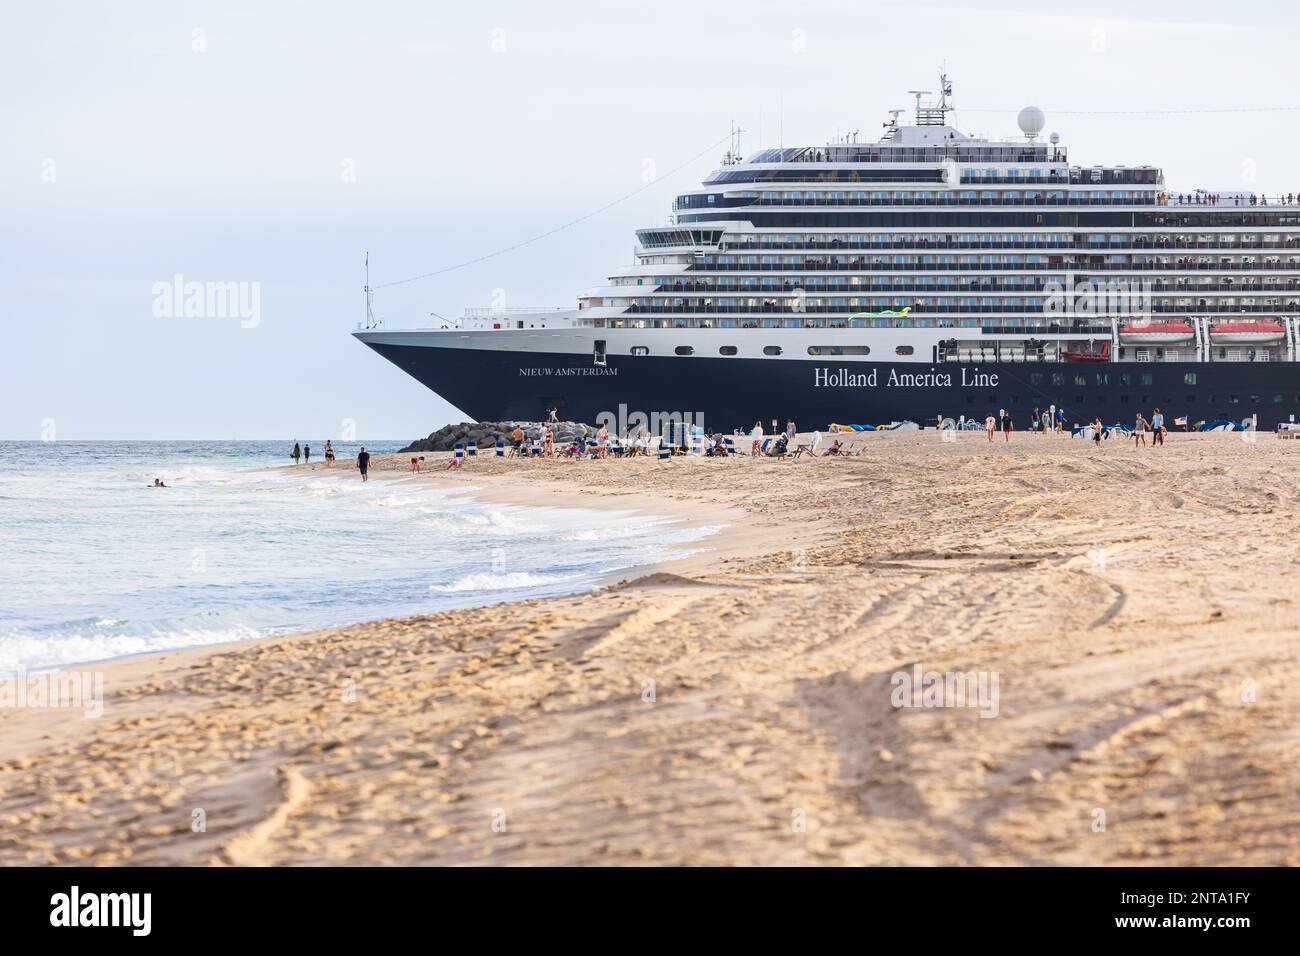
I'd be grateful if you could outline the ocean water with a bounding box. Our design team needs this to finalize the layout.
[0,441,720,674]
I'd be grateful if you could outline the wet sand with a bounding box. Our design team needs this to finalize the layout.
[2,431,1298,865]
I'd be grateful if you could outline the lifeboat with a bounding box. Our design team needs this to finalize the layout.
[1062,340,1110,362]
[1208,320,1286,344]
[1118,320,1195,344]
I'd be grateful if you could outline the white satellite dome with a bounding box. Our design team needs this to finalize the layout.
[1049,131,1060,145]
[1017,106,1046,138]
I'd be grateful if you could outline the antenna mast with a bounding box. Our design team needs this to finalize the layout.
[364,251,377,329]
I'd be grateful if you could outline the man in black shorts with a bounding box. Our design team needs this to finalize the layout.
[1000,410,1012,442]
[357,446,370,482]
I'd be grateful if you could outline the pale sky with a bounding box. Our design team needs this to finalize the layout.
[4,0,1298,439]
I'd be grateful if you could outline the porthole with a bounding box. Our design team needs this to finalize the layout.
[808,345,871,356]
[675,346,695,356]
[763,345,783,356]
[719,346,738,356]
[895,345,914,356]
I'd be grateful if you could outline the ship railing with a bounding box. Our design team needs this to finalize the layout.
[689,261,1300,273]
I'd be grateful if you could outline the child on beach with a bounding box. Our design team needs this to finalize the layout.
[1134,414,1148,447]
[750,421,764,457]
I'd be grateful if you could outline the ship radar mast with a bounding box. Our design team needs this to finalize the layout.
[364,251,378,329]
[910,71,954,126]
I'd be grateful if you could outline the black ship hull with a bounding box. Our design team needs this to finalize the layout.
[364,341,1299,432]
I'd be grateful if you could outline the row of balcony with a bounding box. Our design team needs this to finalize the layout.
[639,280,1300,295]
[621,303,1300,315]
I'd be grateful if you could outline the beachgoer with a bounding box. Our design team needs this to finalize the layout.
[411,455,421,473]
[510,424,525,458]
[152,478,167,487]
[1151,408,1165,446]
[357,446,370,481]
[1001,411,1012,442]
[324,440,335,465]
[543,423,555,457]
[304,443,310,464]
[750,421,764,457]
[291,441,301,465]
[1134,413,1148,447]
[446,455,463,469]
[785,420,797,440]
[1092,419,1103,447]
[985,413,996,443]
[822,439,842,456]
[547,407,558,424]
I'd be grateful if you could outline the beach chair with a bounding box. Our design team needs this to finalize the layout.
[467,441,477,457]
[530,444,541,457]
[453,442,465,460]
[495,440,505,457]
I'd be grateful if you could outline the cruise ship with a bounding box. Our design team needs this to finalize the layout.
[356,78,1300,432]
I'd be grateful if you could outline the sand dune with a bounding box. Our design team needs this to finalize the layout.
[1,432,1297,865]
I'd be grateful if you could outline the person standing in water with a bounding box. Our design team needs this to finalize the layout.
[291,441,301,465]
[357,446,371,481]
[324,440,334,465]
[304,443,311,464]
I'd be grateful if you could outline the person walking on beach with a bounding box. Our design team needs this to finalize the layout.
[750,421,764,457]
[357,446,371,481]
[1133,413,1149,448]
[984,412,996,443]
[1092,418,1104,448]
[303,443,311,464]
[291,441,301,465]
[1000,409,1012,442]
[1151,407,1165,446]
[509,424,525,458]
[324,440,335,465]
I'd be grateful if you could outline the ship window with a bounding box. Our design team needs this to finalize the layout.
[1184,372,1197,385]
[895,346,914,355]
[1095,373,1109,386]
[763,346,783,356]
[807,345,871,356]
[630,346,649,356]
[1052,373,1064,386]
[1141,373,1154,386]
[593,339,607,367]
[1120,373,1131,386]
[719,346,738,356]
[1029,373,1043,385]
[675,346,694,356]
[1074,374,1087,387]
[1120,395,1130,404]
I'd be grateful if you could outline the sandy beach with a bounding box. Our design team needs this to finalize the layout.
[2,431,1298,866]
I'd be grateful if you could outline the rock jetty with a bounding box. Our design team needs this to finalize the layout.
[399,421,598,453]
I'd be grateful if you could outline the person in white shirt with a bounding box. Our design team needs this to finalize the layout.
[806,429,821,456]
[985,413,996,443]
[750,421,764,457]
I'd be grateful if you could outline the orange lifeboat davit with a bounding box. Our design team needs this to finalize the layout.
[1208,320,1286,344]
[1118,320,1195,344]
